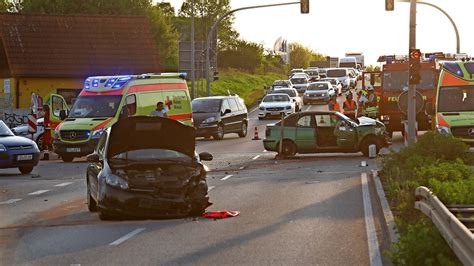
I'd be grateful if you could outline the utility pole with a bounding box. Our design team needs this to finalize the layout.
[407,0,417,144]
[190,0,195,99]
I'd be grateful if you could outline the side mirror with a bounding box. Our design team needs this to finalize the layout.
[59,110,67,120]
[199,152,213,161]
[425,102,435,115]
[86,153,101,163]
[292,99,296,102]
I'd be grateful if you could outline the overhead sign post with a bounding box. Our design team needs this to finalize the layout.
[385,0,394,11]
[300,0,309,14]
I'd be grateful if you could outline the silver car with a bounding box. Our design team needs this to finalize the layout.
[290,74,309,94]
[11,118,45,150]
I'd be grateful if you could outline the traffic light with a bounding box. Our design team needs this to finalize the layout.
[300,0,309,14]
[385,0,394,11]
[409,48,421,85]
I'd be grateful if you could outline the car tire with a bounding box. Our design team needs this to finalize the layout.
[98,210,116,221]
[360,137,380,157]
[279,140,297,158]
[238,122,248,138]
[36,134,44,151]
[61,155,74,162]
[189,180,210,216]
[213,124,224,140]
[87,183,97,212]
[18,166,33,175]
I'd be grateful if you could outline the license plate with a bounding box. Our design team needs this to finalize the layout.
[271,111,280,115]
[66,147,81,153]
[17,154,33,161]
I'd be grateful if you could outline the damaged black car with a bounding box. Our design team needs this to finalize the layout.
[86,116,213,220]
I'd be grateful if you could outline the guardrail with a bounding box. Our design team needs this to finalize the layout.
[415,186,474,266]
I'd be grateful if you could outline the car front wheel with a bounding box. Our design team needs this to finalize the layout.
[360,137,380,157]
[87,182,97,212]
[214,124,224,140]
[279,140,297,157]
[238,123,248,138]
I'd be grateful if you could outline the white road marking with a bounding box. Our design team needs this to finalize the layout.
[54,182,73,187]
[0,198,22,205]
[221,175,233,181]
[28,190,49,196]
[109,228,146,246]
[208,186,216,191]
[361,173,383,266]
[252,155,261,160]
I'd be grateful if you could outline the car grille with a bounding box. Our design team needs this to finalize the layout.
[7,145,33,150]
[266,107,284,111]
[60,130,90,141]
[451,126,474,139]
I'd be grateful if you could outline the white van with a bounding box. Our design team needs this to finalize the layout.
[339,57,358,69]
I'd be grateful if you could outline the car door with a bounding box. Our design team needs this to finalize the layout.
[220,99,233,132]
[295,114,316,152]
[88,132,107,200]
[48,94,68,129]
[227,98,242,132]
[333,115,358,149]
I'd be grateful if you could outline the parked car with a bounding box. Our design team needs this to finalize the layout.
[272,87,303,112]
[319,78,343,95]
[263,111,391,157]
[85,116,214,220]
[258,93,296,120]
[11,118,45,150]
[303,82,335,105]
[326,68,351,90]
[290,74,310,94]
[0,120,40,174]
[304,69,320,82]
[192,95,248,140]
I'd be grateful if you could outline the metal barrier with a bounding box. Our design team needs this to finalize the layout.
[415,186,474,266]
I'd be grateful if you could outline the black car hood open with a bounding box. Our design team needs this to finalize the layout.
[107,116,196,158]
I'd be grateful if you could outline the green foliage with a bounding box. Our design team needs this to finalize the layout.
[380,131,473,264]
[218,40,264,73]
[365,65,381,72]
[18,0,152,15]
[289,42,312,69]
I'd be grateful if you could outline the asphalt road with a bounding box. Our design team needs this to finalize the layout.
[0,87,402,265]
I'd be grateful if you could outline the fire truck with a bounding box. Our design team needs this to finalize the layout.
[362,55,440,136]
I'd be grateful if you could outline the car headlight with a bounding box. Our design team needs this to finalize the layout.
[321,93,326,97]
[380,115,390,121]
[286,105,292,110]
[203,117,217,123]
[54,128,60,140]
[0,144,6,152]
[105,173,129,190]
[91,128,106,139]
[259,106,265,111]
[437,126,450,135]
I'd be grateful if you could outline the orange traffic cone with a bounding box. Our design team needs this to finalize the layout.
[252,126,260,140]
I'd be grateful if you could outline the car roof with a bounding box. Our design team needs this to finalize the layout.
[310,81,332,85]
[266,93,290,97]
[193,95,239,100]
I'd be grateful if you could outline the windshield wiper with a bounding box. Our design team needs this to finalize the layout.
[0,134,13,137]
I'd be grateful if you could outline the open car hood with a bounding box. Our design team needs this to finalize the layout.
[107,116,195,159]
[357,117,377,126]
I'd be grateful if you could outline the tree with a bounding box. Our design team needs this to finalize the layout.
[289,43,312,69]
[218,40,263,73]
[178,0,239,49]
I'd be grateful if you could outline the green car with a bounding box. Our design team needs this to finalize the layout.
[263,111,391,157]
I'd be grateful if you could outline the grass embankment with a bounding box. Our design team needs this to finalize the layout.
[379,132,474,265]
[193,69,286,107]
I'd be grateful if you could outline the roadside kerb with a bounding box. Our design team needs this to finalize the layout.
[370,170,399,244]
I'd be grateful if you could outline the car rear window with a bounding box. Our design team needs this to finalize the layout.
[275,89,296,97]
[308,83,329,91]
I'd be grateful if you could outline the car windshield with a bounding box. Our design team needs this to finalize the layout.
[69,95,122,118]
[192,99,221,113]
[0,121,14,137]
[291,78,307,84]
[327,69,347,78]
[263,95,290,102]
[308,83,329,91]
[321,79,336,85]
[273,81,290,87]
[274,89,296,97]
[382,70,435,90]
[304,71,318,76]
[111,148,192,162]
[438,86,474,112]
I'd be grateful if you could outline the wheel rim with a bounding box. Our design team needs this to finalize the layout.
[217,126,224,138]
[282,142,295,156]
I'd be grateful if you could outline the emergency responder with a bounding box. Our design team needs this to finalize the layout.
[328,91,340,112]
[41,104,52,160]
[362,86,379,118]
[342,92,357,119]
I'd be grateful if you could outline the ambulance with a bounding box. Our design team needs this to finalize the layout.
[52,73,193,162]
[429,60,474,145]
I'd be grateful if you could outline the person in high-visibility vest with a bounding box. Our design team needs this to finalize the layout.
[362,86,379,118]
[342,92,357,119]
[41,104,52,160]
[328,91,340,112]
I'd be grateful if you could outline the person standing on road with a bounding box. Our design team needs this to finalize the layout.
[328,92,340,112]
[342,92,357,119]
[41,104,52,161]
[362,86,379,118]
[149,101,168,118]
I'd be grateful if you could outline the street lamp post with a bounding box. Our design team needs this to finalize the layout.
[205,2,300,96]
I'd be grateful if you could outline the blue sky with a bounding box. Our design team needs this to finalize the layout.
[159,0,473,65]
